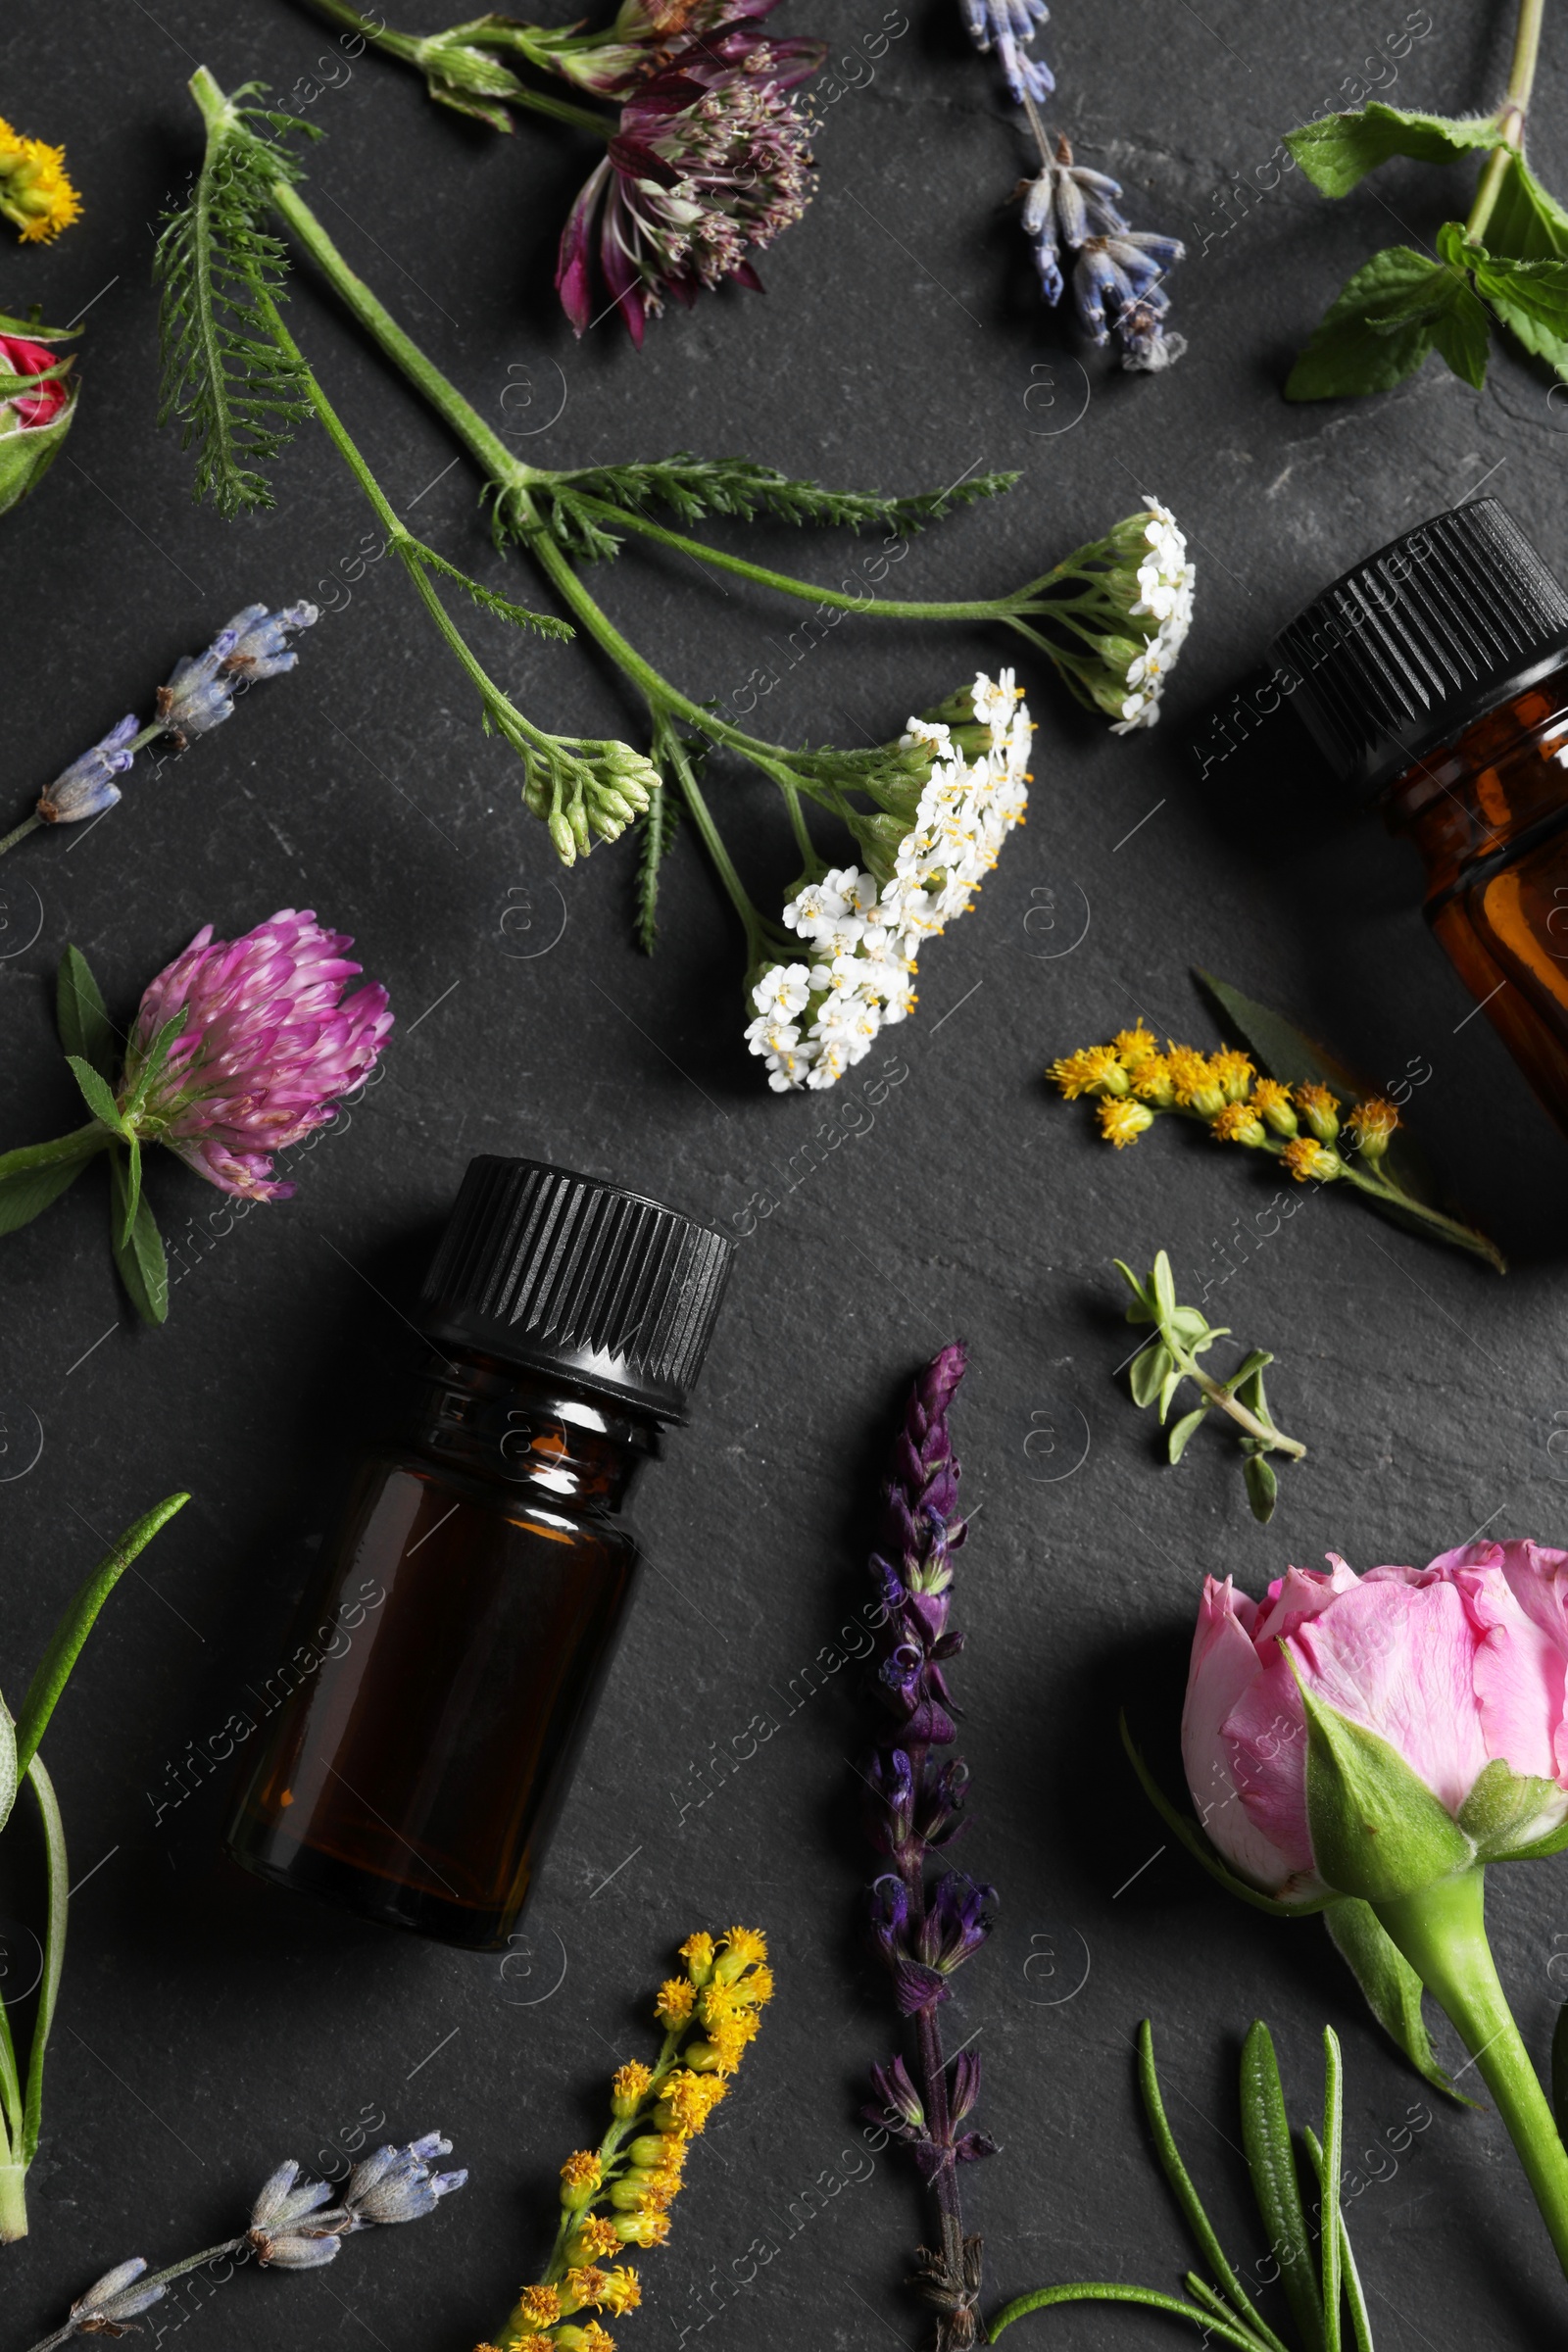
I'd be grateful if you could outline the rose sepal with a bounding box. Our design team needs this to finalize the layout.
[0,373,75,517]
[1119,1711,1334,1919]
[1297,1671,1474,1902]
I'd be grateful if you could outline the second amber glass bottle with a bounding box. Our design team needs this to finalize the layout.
[224,1156,732,1951]
[1274,498,1568,1141]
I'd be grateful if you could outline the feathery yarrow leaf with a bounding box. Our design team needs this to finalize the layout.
[154,82,318,517]
[396,535,573,640]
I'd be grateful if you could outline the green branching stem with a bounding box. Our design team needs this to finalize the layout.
[292,0,617,136]
[1466,0,1546,243]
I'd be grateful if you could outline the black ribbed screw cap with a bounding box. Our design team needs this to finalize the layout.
[418,1157,733,1419]
[1270,498,1568,795]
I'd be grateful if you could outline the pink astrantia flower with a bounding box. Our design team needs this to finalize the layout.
[557,6,824,345]
[1182,1542,1568,1903]
[121,908,393,1201]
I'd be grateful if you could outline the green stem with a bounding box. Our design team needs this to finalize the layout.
[0,2159,26,2244]
[1339,1159,1506,1269]
[1375,1869,1568,2281]
[1163,1334,1306,1456]
[1466,0,1545,243]
[661,729,773,956]
[21,2241,248,2352]
[0,813,41,858]
[292,0,616,136]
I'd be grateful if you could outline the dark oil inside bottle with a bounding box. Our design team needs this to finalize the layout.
[224,1348,658,1950]
[1383,662,1568,1141]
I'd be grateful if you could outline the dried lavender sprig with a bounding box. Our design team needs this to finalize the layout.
[860,1344,998,2352]
[22,2133,466,2352]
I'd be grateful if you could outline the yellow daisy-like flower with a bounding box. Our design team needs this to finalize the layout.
[517,2284,564,2329]
[600,2267,643,2317]
[679,1931,716,1984]
[1208,1048,1254,1102]
[1281,1137,1341,1184]
[1129,1054,1175,1107]
[720,1924,768,1967]
[1048,1044,1128,1101]
[616,2210,671,2247]
[1250,1077,1298,1136]
[1112,1021,1158,1068]
[1164,1044,1226,1115]
[657,2070,728,2135]
[570,2217,624,2262]
[0,119,81,244]
[1210,1102,1266,1148]
[610,2061,653,2116]
[1098,1099,1154,1150]
[562,2268,610,2315]
[1347,1096,1399,1158]
[1294,1082,1341,1142]
[560,2150,603,2211]
[655,1977,696,2025]
[573,2324,616,2352]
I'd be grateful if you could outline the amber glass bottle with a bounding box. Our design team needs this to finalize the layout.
[1274,498,1568,1141]
[224,1157,732,1951]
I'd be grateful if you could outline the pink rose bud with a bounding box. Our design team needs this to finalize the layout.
[1183,1544,1568,1906]
[0,325,76,517]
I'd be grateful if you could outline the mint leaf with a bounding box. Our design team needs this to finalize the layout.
[1286,102,1499,199]
[56,945,117,1079]
[1286,245,1444,399]
[1486,152,1568,261]
[1471,248,1568,368]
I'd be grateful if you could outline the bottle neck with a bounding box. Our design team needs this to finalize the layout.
[1381,661,1568,900]
[400,1346,661,1510]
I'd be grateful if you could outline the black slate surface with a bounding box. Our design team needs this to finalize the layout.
[5,3,1568,2347]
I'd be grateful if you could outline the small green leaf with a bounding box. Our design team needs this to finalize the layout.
[1285,246,1442,400]
[1487,151,1568,263]
[1284,102,1500,199]
[55,945,116,1079]
[20,1752,68,2164]
[119,1011,186,1121]
[14,1493,189,1775]
[1167,1406,1208,1465]
[66,1054,127,1138]
[1470,248,1568,368]
[108,1147,168,1325]
[1128,1341,1172,1409]
[1167,1305,1211,1347]
[1113,1257,1154,1318]
[1156,1369,1184,1424]
[1244,1452,1279,1523]
[1301,2125,1377,2352]
[1320,2029,1344,2352]
[1135,2023,1288,2350]
[118,1136,143,1252]
[1226,1348,1272,1392]
[1240,2022,1325,2352]
[0,1150,95,1236]
[1323,1896,1466,2103]
[1151,1250,1177,1321]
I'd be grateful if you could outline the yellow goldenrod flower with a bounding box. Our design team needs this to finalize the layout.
[1129,1054,1175,1107]
[562,2267,611,2315]
[679,1931,716,1984]
[1282,1137,1342,1183]
[655,1976,696,2025]
[1210,1102,1266,1148]
[1164,1044,1226,1116]
[1294,1082,1341,1143]
[1113,1021,1158,1068]
[1250,1077,1298,1136]
[0,118,81,243]
[716,1924,768,1972]
[568,2216,624,2263]
[627,2132,682,2168]
[1208,1048,1254,1103]
[559,2325,616,2352]
[505,2340,553,2352]
[1347,1096,1399,1159]
[1098,1099,1154,1150]
[600,2267,643,2317]
[656,2070,728,2135]
[1048,1044,1128,1101]
[517,2284,564,2329]
[560,2151,603,2211]
[616,2210,671,2247]
[610,2061,653,2116]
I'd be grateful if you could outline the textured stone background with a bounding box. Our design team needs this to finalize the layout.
[5,2,1568,2347]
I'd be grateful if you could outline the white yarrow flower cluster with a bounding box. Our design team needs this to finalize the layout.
[1111,501,1196,734]
[744,672,1033,1092]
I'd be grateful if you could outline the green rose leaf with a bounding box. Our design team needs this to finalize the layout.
[1285,102,1500,198]
[1299,1676,1474,1901]
[1323,1895,1469,2102]
[1457,1755,1568,1860]
[1286,246,1445,401]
